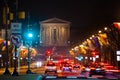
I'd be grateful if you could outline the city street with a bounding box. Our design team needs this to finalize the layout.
[0,65,120,80]
[0,0,120,80]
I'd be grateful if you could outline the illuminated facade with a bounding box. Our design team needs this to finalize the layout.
[39,18,71,56]
[40,18,70,47]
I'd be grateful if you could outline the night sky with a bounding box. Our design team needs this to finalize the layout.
[0,0,120,45]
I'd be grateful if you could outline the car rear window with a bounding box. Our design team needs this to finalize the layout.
[47,62,55,66]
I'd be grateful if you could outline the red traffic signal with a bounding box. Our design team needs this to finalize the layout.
[46,50,52,56]
[91,51,96,57]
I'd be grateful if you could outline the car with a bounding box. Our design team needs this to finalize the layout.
[62,64,72,72]
[89,66,106,77]
[81,64,91,72]
[45,62,57,74]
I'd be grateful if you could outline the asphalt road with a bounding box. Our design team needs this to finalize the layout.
[0,66,120,80]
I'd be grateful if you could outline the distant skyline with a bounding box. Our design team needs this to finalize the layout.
[0,0,120,45]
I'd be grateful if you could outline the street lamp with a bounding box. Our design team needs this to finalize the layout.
[3,5,11,75]
[28,33,33,38]
[26,32,33,74]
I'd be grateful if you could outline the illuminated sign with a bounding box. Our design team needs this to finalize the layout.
[117,51,120,55]
[117,51,120,61]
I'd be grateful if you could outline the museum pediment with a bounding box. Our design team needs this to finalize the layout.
[40,17,70,24]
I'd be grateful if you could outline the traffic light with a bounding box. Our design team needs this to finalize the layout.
[26,31,33,39]
[18,11,25,19]
[24,31,33,40]
[28,33,33,38]
[46,50,52,56]
[91,51,96,57]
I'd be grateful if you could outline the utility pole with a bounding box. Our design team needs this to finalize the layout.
[26,12,33,74]
[12,0,19,76]
[3,0,11,75]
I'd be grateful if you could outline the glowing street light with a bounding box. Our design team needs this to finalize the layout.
[28,33,33,38]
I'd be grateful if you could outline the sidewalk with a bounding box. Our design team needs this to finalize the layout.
[0,74,43,80]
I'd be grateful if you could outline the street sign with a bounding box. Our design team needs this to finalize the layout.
[117,51,120,61]
[11,22,22,34]
[10,22,22,47]
[11,35,21,47]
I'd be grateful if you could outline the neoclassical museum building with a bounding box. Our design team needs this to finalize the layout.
[39,17,71,59]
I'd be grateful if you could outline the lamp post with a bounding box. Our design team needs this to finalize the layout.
[26,33,33,74]
[12,45,19,76]
[3,2,11,75]
[11,35,21,76]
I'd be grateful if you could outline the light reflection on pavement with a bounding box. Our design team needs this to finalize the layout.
[44,69,81,77]
[0,66,120,79]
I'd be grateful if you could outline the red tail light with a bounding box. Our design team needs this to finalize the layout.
[60,64,61,66]
[69,66,72,69]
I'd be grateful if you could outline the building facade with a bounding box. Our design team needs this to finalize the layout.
[40,18,70,46]
[39,18,71,57]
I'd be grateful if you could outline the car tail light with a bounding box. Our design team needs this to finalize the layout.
[102,67,105,70]
[60,64,62,66]
[69,66,72,69]
[90,67,95,70]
